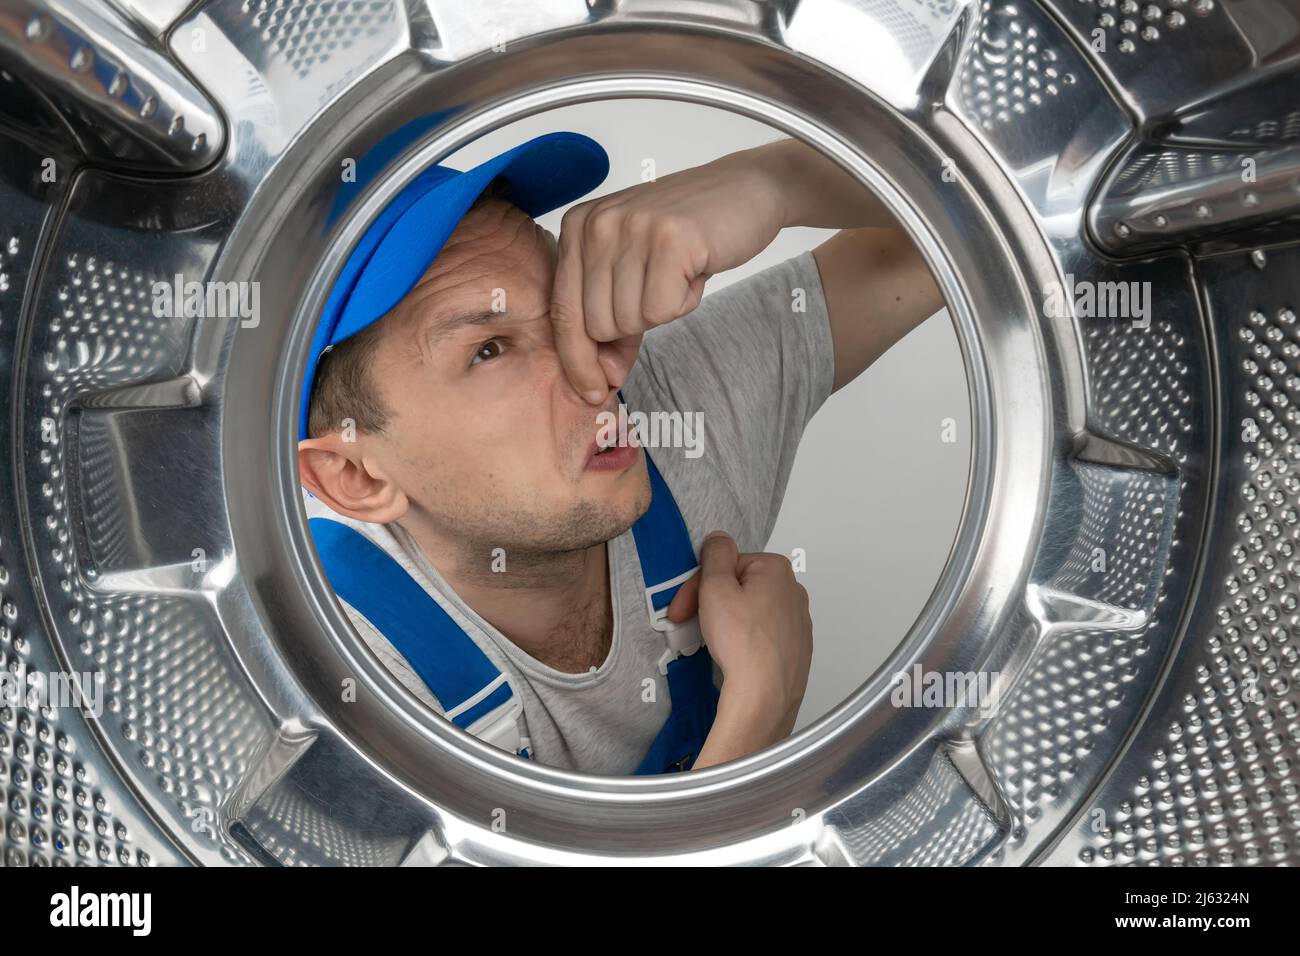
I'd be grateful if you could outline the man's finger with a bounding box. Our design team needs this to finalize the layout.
[550,227,607,404]
[612,242,649,337]
[735,551,793,586]
[580,210,620,343]
[666,571,699,623]
[596,334,643,392]
[698,530,742,601]
[641,241,698,328]
[679,273,708,318]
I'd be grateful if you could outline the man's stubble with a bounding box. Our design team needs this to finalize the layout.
[401,461,653,584]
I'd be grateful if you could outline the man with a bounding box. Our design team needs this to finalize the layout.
[297,131,942,775]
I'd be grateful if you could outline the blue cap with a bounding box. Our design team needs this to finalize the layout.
[299,131,610,441]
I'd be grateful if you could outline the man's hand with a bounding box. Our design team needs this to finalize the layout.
[549,150,789,404]
[666,530,813,769]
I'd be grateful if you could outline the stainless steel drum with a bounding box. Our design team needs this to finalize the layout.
[1,0,1297,866]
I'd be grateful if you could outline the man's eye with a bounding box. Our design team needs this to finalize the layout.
[470,339,505,366]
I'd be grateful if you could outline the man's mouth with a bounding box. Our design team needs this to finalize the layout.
[586,440,640,471]
[585,405,641,472]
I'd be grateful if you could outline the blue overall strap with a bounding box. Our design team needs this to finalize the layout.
[633,450,699,622]
[615,391,719,775]
[308,517,529,756]
[633,645,721,775]
[620,390,705,675]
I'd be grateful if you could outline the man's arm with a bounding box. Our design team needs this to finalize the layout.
[755,137,946,394]
[812,226,945,393]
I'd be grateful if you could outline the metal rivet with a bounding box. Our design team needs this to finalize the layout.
[25,15,51,42]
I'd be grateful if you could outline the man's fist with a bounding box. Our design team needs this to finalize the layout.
[549,152,788,403]
[669,530,813,762]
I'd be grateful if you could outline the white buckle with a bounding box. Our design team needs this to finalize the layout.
[645,568,703,674]
[655,618,703,675]
[644,567,697,631]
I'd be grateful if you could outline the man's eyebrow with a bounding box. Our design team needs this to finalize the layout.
[420,308,507,349]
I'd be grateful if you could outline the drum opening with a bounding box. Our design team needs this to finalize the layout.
[290,97,975,779]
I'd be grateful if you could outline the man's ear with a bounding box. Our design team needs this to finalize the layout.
[298,433,408,524]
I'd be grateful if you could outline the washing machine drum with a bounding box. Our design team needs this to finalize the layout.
[1,0,1297,866]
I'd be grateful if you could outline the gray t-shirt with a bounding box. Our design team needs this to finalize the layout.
[303,250,834,774]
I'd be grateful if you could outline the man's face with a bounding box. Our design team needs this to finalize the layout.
[363,197,650,555]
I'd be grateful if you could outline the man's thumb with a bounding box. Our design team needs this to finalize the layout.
[678,273,709,317]
[666,572,699,624]
[698,530,741,599]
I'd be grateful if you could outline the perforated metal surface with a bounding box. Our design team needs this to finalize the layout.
[0,135,186,868]
[13,171,266,866]
[241,0,398,78]
[0,0,1296,866]
[958,0,1077,129]
[1056,247,1300,866]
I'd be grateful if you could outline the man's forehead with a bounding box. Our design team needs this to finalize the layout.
[410,218,553,312]
[400,222,557,348]
[420,307,503,347]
